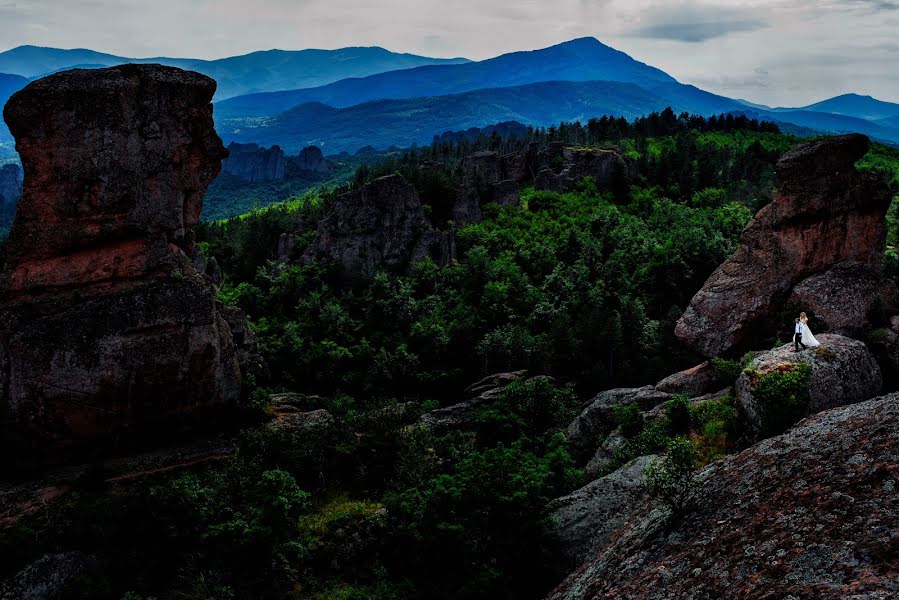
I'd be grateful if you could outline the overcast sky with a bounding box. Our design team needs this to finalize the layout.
[1,0,898,106]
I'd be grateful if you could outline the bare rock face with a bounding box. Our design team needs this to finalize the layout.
[0,162,20,205]
[676,134,892,357]
[221,142,286,182]
[788,262,899,337]
[297,145,330,173]
[534,147,636,193]
[734,333,881,440]
[0,65,248,446]
[548,455,656,566]
[654,361,724,397]
[549,392,899,600]
[452,151,525,224]
[305,174,453,278]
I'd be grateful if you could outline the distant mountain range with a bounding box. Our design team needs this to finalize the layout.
[2,38,899,161]
[223,79,744,154]
[0,45,469,99]
[215,37,676,118]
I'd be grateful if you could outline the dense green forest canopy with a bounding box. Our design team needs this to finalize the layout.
[5,110,899,600]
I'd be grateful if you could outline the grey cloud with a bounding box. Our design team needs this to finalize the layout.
[634,18,767,42]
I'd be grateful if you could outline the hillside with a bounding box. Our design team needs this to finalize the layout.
[219,80,741,153]
[0,45,469,99]
[214,37,680,118]
[798,93,899,121]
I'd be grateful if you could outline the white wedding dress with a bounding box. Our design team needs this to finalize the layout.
[801,322,820,348]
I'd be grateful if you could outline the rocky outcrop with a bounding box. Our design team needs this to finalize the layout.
[452,151,525,224]
[420,370,533,433]
[304,174,453,278]
[788,262,899,336]
[549,392,899,600]
[654,361,724,397]
[0,65,249,446]
[548,455,656,566]
[221,142,286,182]
[566,386,671,460]
[0,162,20,205]
[535,147,636,193]
[297,145,330,173]
[0,551,94,599]
[676,134,893,357]
[735,334,881,439]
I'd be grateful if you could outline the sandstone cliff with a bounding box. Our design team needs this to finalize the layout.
[675,134,893,357]
[0,65,254,447]
[297,145,330,173]
[221,142,286,182]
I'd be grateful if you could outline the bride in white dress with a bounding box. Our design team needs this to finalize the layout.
[800,312,820,348]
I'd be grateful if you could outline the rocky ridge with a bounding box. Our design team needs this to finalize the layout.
[221,142,286,182]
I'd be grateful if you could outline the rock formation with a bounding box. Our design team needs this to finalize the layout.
[535,147,636,193]
[548,455,655,566]
[566,386,671,460]
[221,142,286,182]
[304,174,454,278]
[0,162,20,205]
[297,145,330,173]
[451,150,528,224]
[549,392,899,600]
[676,134,893,357]
[0,65,251,447]
[788,262,899,337]
[735,334,881,439]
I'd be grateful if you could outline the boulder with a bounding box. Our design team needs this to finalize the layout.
[654,361,724,397]
[297,145,330,173]
[221,142,286,182]
[0,162,20,205]
[548,455,656,566]
[304,174,452,278]
[549,392,899,600]
[788,262,899,336]
[0,551,94,600]
[566,386,670,460]
[676,134,892,357]
[534,147,636,193]
[0,65,249,447]
[735,334,881,439]
[583,429,628,479]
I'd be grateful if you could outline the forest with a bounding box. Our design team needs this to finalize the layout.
[4,110,899,599]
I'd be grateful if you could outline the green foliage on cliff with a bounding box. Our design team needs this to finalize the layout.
[751,362,813,437]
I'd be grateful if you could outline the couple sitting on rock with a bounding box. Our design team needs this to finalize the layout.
[793,312,820,352]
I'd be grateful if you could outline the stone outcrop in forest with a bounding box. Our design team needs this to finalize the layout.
[0,163,20,205]
[535,146,636,194]
[221,142,286,182]
[549,392,899,600]
[304,174,454,278]
[675,134,893,357]
[0,65,254,447]
[297,145,330,173]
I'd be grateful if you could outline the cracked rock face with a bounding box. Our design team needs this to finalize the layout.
[549,392,899,600]
[0,65,248,447]
[675,134,893,357]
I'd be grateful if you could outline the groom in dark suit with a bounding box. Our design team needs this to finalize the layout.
[793,318,806,352]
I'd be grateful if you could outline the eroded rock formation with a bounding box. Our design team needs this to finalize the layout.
[221,142,286,182]
[0,162,20,205]
[297,145,330,173]
[304,174,454,278]
[549,392,899,600]
[0,65,251,446]
[676,134,893,357]
[535,147,635,193]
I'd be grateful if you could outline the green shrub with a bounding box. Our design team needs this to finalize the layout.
[645,436,699,517]
[665,394,691,433]
[711,357,742,382]
[752,363,812,437]
[612,402,645,439]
